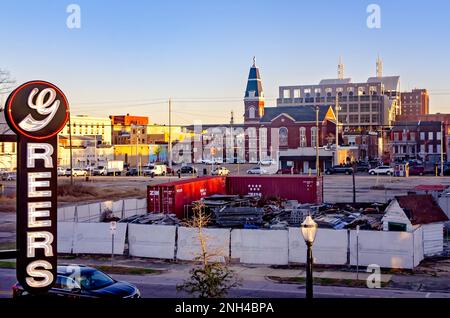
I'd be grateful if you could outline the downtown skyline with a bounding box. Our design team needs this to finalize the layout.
[1,0,450,125]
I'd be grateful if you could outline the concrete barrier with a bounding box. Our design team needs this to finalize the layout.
[88,203,101,222]
[112,200,124,218]
[177,227,231,262]
[289,228,348,265]
[128,224,176,259]
[231,229,289,265]
[76,204,90,222]
[57,206,76,222]
[123,199,138,218]
[350,229,416,269]
[136,199,147,215]
[57,222,76,253]
[73,222,127,255]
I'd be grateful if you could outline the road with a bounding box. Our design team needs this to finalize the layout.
[1,268,449,298]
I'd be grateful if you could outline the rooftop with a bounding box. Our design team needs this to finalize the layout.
[396,194,449,225]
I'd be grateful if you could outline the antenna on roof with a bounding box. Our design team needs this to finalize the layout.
[376,55,383,79]
[338,56,344,80]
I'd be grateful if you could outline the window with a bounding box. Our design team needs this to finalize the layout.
[293,89,301,98]
[402,131,407,141]
[388,222,407,232]
[429,144,434,154]
[410,132,416,141]
[420,132,426,140]
[299,127,306,147]
[279,127,288,147]
[394,133,399,141]
[349,105,359,113]
[371,114,379,123]
[248,107,256,119]
[340,104,348,112]
[349,115,359,123]
[437,132,442,140]
[360,104,370,112]
[260,128,267,149]
[360,114,370,123]
[437,144,441,153]
[420,144,426,153]
[311,127,317,147]
[283,89,291,99]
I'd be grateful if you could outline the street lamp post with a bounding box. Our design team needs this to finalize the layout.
[315,105,320,176]
[300,214,318,299]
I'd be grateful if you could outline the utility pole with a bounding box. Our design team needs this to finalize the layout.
[335,95,340,166]
[68,113,74,186]
[168,98,172,170]
[316,106,320,176]
[135,125,139,175]
[441,121,445,177]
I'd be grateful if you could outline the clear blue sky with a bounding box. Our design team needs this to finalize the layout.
[1,0,449,124]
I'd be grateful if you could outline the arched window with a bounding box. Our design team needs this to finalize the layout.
[299,127,306,147]
[248,107,256,119]
[279,127,288,146]
[311,127,317,148]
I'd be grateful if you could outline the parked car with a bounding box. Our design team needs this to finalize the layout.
[92,166,107,176]
[12,265,140,298]
[143,164,167,177]
[2,172,16,181]
[65,168,88,177]
[246,167,268,175]
[211,167,230,176]
[276,167,299,175]
[369,166,394,175]
[57,167,66,176]
[176,166,197,174]
[259,159,276,166]
[226,157,245,164]
[356,162,370,172]
[325,166,354,175]
[125,168,139,176]
[408,165,425,176]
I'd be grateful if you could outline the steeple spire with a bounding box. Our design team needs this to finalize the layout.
[252,56,256,67]
[338,56,344,80]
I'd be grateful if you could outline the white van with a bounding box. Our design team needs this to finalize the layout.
[143,164,167,177]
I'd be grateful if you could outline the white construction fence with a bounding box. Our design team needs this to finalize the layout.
[56,199,436,269]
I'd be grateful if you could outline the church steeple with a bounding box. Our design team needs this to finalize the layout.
[244,57,265,123]
[376,55,383,79]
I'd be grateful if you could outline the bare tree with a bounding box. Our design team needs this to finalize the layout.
[0,69,15,109]
[177,202,241,298]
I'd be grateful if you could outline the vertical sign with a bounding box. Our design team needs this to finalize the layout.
[4,81,69,294]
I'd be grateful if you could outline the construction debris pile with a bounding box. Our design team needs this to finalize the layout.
[195,195,387,230]
[118,213,180,225]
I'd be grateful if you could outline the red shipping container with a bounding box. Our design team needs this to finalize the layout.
[147,176,227,218]
[226,176,323,204]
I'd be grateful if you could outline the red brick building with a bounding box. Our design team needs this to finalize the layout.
[400,89,429,117]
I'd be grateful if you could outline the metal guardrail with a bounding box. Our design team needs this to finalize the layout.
[0,250,17,259]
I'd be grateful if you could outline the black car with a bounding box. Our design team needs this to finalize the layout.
[356,162,370,172]
[12,265,140,298]
[176,166,197,174]
[126,168,139,176]
[325,166,354,175]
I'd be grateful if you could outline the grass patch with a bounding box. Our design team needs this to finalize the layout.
[57,184,98,197]
[268,276,389,288]
[0,242,16,250]
[94,265,159,276]
[0,261,16,269]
